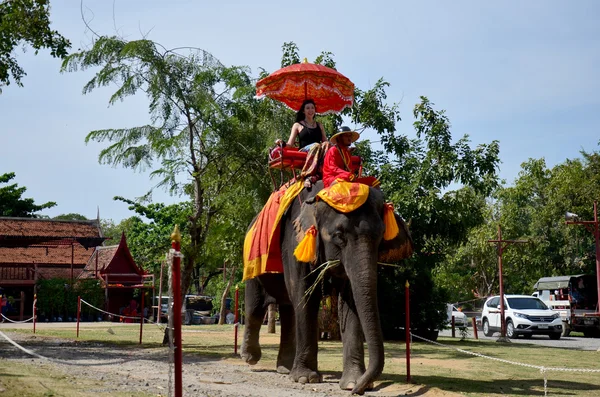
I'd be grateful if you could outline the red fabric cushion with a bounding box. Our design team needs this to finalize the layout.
[269,147,307,170]
[269,146,362,171]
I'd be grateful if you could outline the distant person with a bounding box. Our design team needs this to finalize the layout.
[226,311,235,325]
[0,295,7,322]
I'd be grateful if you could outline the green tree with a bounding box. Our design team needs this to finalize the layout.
[0,0,70,88]
[53,213,88,220]
[440,146,600,303]
[62,36,273,299]
[366,97,501,335]
[62,39,404,302]
[110,197,192,275]
[0,172,56,217]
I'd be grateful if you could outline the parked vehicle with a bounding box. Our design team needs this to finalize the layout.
[532,274,599,337]
[154,295,215,325]
[446,304,468,328]
[481,295,562,339]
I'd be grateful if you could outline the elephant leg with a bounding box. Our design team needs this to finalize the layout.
[338,285,372,391]
[288,285,322,384]
[276,303,295,374]
[241,278,267,365]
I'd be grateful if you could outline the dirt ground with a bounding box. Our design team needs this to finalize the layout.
[0,331,460,397]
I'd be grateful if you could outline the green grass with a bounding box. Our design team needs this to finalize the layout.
[0,360,151,397]
[3,323,600,396]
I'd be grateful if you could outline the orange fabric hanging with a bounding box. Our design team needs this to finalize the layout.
[383,203,399,240]
[293,225,318,263]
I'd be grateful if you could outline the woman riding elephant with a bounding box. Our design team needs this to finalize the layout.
[241,180,413,395]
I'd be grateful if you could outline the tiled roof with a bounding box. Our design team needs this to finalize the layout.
[0,217,101,237]
[0,245,95,265]
[0,217,101,266]
[79,234,144,284]
[79,245,118,279]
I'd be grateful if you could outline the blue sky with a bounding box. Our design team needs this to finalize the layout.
[1,1,599,222]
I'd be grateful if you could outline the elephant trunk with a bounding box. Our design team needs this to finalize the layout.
[346,249,384,395]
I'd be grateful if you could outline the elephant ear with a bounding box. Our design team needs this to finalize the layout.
[293,199,320,263]
[378,212,414,263]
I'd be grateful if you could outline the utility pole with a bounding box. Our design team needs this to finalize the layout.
[488,225,527,342]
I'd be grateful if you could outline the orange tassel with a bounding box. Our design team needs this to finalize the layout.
[294,225,317,263]
[383,203,399,240]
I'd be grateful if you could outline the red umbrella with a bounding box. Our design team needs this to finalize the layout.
[255,59,354,114]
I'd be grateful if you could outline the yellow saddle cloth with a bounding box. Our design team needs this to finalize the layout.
[317,180,370,213]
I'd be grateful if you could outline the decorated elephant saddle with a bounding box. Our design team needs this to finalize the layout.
[243,180,377,280]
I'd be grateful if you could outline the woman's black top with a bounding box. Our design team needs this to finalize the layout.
[297,122,322,149]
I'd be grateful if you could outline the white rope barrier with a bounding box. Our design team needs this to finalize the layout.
[1,313,34,323]
[411,332,600,396]
[80,299,140,320]
[0,330,125,366]
[79,299,166,331]
[1,298,36,323]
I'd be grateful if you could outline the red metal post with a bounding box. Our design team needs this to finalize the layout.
[95,247,99,279]
[234,286,239,355]
[19,291,24,321]
[472,317,478,340]
[451,316,456,338]
[76,296,81,338]
[139,292,144,344]
[157,261,164,324]
[33,294,37,334]
[171,226,183,397]
[405,280,411,384]
[594,202,600,314]
[71,244,74,284]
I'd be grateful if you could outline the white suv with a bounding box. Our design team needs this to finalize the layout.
[481,295,562,340]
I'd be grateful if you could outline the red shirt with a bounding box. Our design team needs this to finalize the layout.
[323,145,356,188]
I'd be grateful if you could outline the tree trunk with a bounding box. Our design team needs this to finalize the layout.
[218,265,235,325]
[267,303,277,333]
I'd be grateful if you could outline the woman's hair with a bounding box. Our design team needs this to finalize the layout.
[295,99,317,123]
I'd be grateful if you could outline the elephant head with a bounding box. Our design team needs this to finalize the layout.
[294,186,413,393]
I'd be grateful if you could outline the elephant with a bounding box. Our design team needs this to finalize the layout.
[241,180,413,395]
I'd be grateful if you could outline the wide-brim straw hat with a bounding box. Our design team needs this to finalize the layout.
[330,126,360,145]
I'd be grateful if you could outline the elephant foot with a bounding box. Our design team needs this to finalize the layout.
[340,381,374,392]
[240,342,261,365]
[340,371,373,392]
[276,352,294,374]
[290,366,322,384]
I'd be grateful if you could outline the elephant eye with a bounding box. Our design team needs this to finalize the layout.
[332,231,346,246]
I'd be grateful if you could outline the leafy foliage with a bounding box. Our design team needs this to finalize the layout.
[36,278,104,319]
[0,0,70,88]
[440,146,600,304]
[62,37,276,298]
[366,97,501,336]
[53,213,88,221]
[0,172,56,217]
